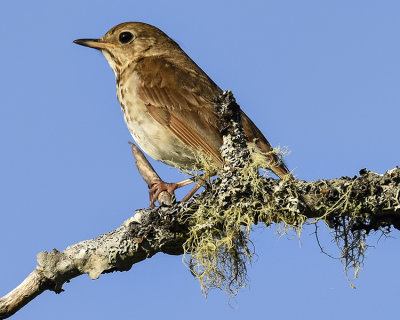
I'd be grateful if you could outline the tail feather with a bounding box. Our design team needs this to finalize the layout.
[271,161,291,179]
[241,111,291,179]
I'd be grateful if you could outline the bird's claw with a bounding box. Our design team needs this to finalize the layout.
[149,180,179,208]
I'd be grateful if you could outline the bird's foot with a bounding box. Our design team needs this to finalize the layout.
[149,178,194,208]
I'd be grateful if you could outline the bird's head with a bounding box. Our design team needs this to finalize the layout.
[74,22,177,77]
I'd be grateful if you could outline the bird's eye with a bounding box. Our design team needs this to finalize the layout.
[119,32,134,44]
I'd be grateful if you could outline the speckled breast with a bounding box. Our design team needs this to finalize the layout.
[116,73,198,170]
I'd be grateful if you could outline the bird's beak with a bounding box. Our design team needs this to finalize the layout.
[73,38,115,50]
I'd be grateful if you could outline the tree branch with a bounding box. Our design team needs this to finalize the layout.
[1,91,399,318]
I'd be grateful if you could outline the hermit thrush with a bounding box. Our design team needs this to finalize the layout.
[74,22,290,206]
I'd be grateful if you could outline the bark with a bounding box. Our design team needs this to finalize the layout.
[1,91,399,319]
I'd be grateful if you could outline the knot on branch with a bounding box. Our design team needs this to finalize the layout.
[36,249,77,293]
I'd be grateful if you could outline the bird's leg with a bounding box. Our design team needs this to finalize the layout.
[181,183,202,202]
[180,174,210,202]
[149,178,195,208]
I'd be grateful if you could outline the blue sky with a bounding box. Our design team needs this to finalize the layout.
[1,1,399,319]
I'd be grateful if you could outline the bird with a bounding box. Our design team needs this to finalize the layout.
[74,22,290,207]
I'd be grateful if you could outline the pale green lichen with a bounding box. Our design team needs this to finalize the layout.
[310,177,371,288]
[180,143,377,294]
[182,143,308,297]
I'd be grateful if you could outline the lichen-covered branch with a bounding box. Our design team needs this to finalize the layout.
[1,91,399,318]
[0,208,190,319]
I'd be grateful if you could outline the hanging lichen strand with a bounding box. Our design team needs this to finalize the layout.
[182,91,306,296]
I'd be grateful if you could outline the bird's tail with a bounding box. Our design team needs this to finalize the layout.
[271,160,292,180]
[258,147,292,179]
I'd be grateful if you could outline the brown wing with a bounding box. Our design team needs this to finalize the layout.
[135,55,290,178]
[134,56,224,166]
